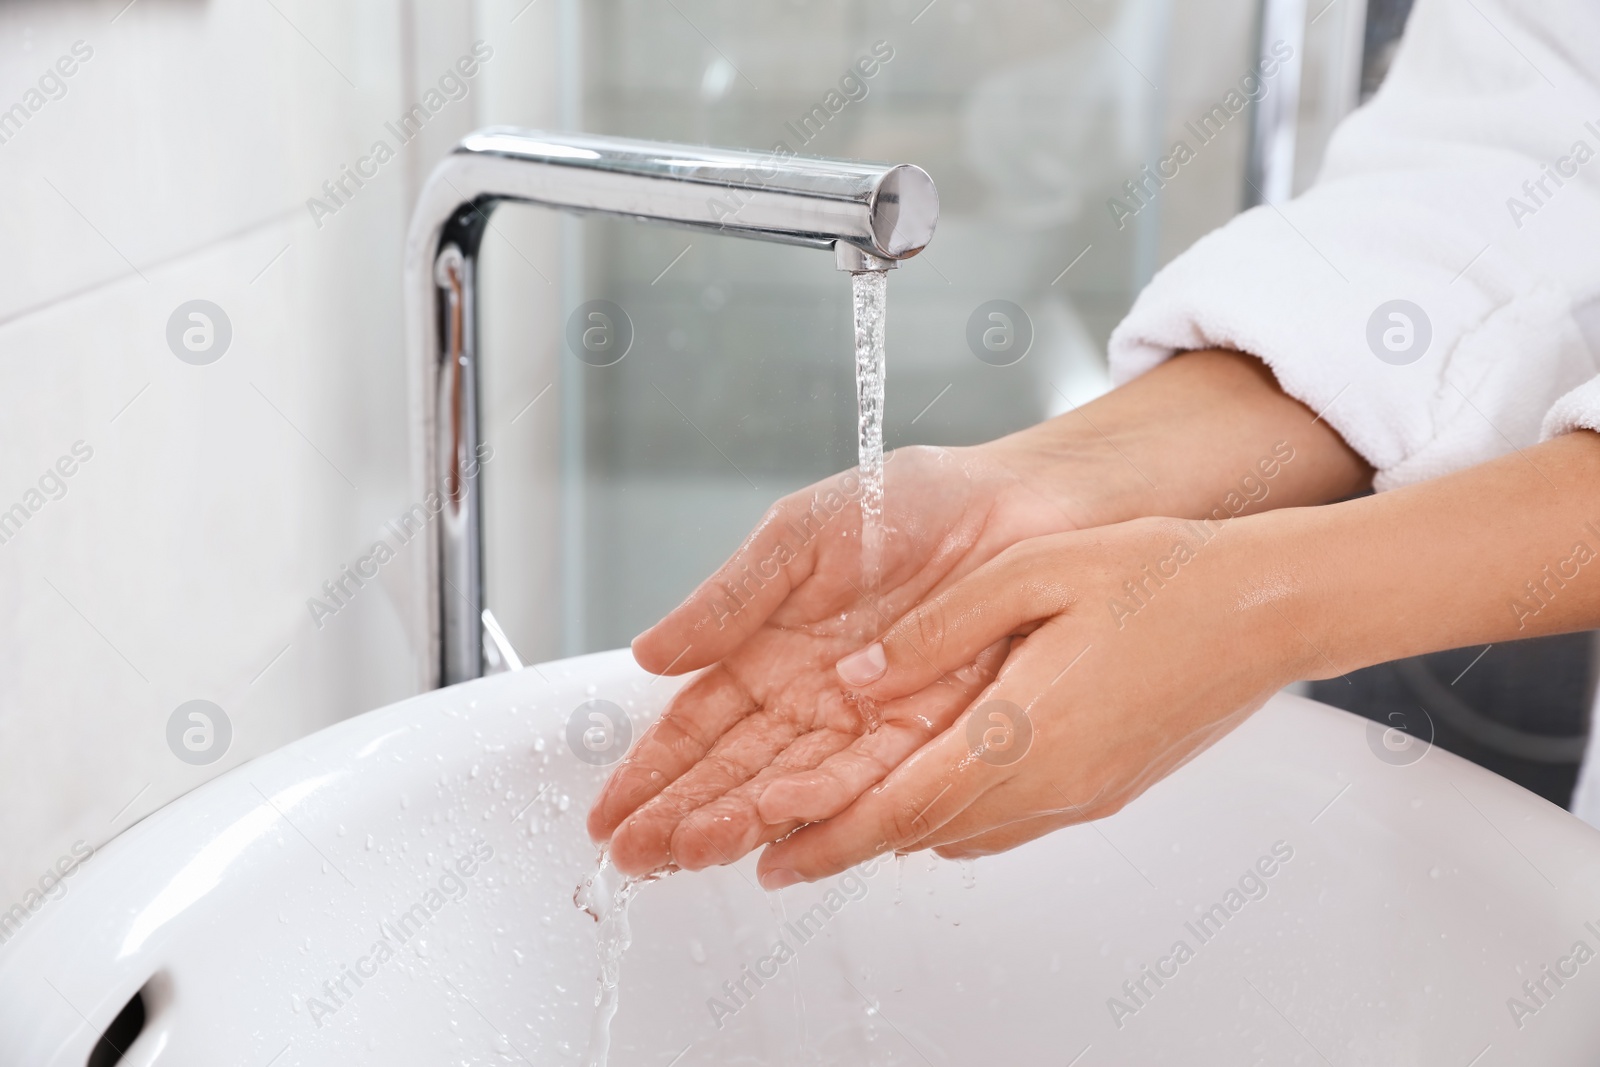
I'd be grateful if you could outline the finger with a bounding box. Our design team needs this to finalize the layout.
[902,621,1104,853]
[832,537,1078,700]
[761,618,1089,884]
[608,705,806,875]
[586,666,753,842]
[754,720,1002,888]
[632,473,862,675]
[628,650,997,871]
[923,623,1253,860]
[756,639,1010,824]
[754,716,950,825]
[669,727,858,870]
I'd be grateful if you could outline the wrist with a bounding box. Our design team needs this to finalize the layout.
[1132,507,1326,691]
[978,350,1372,534]
[975,423,1152,531]
[1218,508,1343,687]
[1249,432,1600,683]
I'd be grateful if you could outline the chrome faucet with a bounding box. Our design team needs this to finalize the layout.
[404,128,939,688]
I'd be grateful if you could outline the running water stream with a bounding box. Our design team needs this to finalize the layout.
[579,269,893,1067]
[575,850,647,1067]
[851,269,889,596]
[849,268,890,734]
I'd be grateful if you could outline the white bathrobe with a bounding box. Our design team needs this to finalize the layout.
[1106,0,1600,817]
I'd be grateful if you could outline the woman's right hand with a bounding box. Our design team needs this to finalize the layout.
[585,350,1371,877]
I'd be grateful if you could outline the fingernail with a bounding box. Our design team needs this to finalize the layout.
[760,867,802,890]
[836,642,887,687]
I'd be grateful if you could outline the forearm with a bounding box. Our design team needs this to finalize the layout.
[1261,431,1600,681]
[982,349,1373,528]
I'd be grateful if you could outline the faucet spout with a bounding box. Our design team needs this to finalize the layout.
[403,129,940,687]
[434,128,938,264]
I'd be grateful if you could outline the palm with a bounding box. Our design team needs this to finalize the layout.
[589,445,1079,876]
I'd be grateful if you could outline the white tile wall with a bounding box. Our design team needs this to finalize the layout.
[0,0,564,912]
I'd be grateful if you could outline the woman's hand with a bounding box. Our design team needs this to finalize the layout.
[586,350,1371,877]
[753,429,1600,886]
[752,516,1304,887]
[587,444,1084,876]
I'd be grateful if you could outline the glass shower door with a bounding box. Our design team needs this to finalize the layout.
[476,0,1364,659]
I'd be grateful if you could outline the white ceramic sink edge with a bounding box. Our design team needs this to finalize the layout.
[2,648,1599,1065]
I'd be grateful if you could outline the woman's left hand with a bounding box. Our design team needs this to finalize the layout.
[752,515,1308,888]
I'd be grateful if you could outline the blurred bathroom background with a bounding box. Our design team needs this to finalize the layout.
[0,0,1451,908]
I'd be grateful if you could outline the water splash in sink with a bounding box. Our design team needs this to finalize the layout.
[574,849,648,1067]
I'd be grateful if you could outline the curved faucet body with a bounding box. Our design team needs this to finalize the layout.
[403,128,939,687]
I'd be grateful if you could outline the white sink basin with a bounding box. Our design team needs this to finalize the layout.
[4,649,1599,1065]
